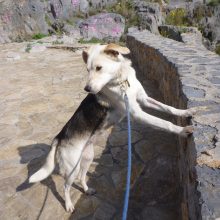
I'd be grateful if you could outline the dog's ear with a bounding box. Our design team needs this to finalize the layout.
[104,43,130,57]
[82,49,89,64]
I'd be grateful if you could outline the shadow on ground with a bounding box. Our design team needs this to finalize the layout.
[16,144,66,220]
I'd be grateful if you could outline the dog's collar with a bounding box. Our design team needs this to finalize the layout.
[108,79,130,89]
[119,79,130,90]
[97,79,130,107]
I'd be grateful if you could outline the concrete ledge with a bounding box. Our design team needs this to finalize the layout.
[127,29,220,220]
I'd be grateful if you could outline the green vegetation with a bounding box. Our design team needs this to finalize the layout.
[159,29,169,38]
[107,0,140,33]
[45,14,52,26]
[143,0,163,5]
[215,45,220,55]
[89,8,101,16]
[52,40,64,45]
[66,18,76,26]
[192,5,210,23]
[163,0,170,4]
[25,43,32,53]
[207,0,220,6]
[165,8,190,26]
[194,7,205,22]
[75,11,86,19]
[78,37,105,44]
[78,37,126,46]
[32,33,48,40]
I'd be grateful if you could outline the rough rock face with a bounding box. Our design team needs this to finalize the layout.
[0,0,48,43]
[166,1,220,51]
[196,4,220,51]
[185,2,220,51]
[133,0,164,34]
[79,13,125,41]
[0,0,117,43]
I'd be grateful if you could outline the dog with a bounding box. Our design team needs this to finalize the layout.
[29,43,195,212]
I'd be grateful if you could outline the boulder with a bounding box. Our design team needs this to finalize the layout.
[159,25,182,42]
[79,0,89,14]
[79,13,125,41]
[133,1,164,34]
[184,2,220,51]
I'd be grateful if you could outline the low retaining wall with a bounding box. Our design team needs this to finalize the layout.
[127,29,220,220]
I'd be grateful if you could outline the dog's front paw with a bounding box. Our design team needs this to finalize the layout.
[182,108,197,118]
[180,126,194,137]
[65,202,75,213]
[85,187,96,195]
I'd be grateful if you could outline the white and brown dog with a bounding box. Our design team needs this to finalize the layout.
[29,44,195,212]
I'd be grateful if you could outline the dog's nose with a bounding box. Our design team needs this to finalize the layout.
[84,85,91,92]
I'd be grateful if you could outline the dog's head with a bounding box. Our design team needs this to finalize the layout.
[82,43,130,94]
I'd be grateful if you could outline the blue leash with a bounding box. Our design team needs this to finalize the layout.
[122,93,132,220]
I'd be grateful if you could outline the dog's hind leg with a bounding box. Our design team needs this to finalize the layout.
[64,162,81,212]
[78,143,96,195]
[61,149,82,212]
[64,183,75,212]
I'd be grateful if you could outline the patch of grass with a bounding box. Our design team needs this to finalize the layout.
[143,0,170,5]
[25,43,32,53]
[52,40,64,45]
[144,0,163,5]
[75,11,86,19]
[78,37,105,44]
[32,33,48,40]
[164,0,170,4]
[207,0,220,6]
[165,8,190,26]
[66,18,76,26]
[89,8,101,16]
[215,44,220,55]
[45,14,52,26]
[160,29,169,38]
[193,5,206,23]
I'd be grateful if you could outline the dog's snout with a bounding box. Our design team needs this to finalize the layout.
[84,85,92,92]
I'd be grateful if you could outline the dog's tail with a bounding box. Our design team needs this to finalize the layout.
[29,139,58,183]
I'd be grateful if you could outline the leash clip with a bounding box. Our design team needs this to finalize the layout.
[120,80,130,97]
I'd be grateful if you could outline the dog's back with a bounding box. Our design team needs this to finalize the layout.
[56,94,109,143]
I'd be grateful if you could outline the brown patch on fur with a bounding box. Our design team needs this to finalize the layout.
[104,43,130,55]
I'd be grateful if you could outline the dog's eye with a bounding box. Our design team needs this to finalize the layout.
[96,66,102,71]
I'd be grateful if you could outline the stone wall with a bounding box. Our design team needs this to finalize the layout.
[127,29,220,220]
